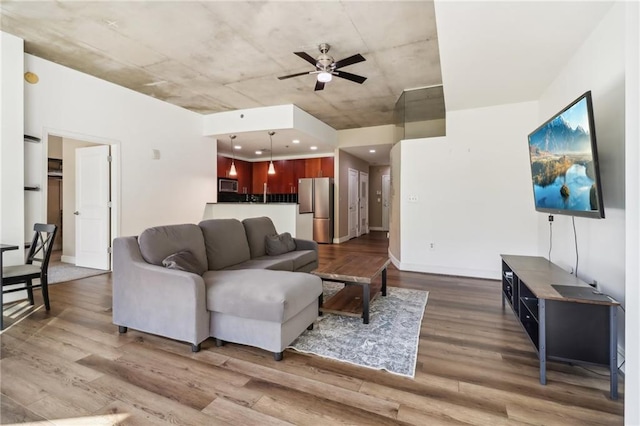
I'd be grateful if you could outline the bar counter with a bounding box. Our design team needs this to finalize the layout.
[202,203,312,240]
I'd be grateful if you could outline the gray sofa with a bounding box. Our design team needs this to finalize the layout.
[113,216,322,360]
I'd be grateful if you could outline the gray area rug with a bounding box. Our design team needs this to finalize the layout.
[48,262,108,284]
[288,282,428,378]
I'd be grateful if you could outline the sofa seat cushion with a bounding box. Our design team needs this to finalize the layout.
[138,224,208,272]
[203,270,322,323]
[258,250,316,271]
[198,219,251,270]
[223,258,293,271]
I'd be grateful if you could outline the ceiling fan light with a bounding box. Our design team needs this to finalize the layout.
[317,71,332,83]
[229,161,237,176]
[268,161,276,175]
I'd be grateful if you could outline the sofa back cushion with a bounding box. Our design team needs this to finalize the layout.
[138,224,208,272]
[198,219,251,270]
[242,216,277,258]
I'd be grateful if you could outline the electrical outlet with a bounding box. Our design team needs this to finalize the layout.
[428,242,435,251]
[408,195,418,202]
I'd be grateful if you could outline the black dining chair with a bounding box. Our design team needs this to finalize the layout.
[2,223,58,310]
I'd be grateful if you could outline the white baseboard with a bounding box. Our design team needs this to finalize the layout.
[60,255,76,264]
[333,235,351,244]
[398,261,498,280]
[388,250,401,270]
[387,251,498,280]
[369,227,386,231]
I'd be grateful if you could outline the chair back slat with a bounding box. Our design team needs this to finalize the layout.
[26,224,57,272]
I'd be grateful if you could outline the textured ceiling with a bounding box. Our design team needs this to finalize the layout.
[1,1,444,132]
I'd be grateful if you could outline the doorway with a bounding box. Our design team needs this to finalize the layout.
[46,139,64,252]
[348,168,359,239]
[359,171,369,236]
[46,134,117,271]
[382,174,390,231]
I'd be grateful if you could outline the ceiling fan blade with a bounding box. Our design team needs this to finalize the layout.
[334,70,367,84]
[334,53,366,69]
[294,51,318,67]
[314,80,325,91]
[277,71,311,80]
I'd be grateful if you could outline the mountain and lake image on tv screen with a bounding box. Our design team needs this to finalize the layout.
[527,93,603,217]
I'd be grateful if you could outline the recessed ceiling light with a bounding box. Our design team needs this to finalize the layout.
[255,150,262,155]
[292,139,300,144]
[310,146,318,150]
[369,149,376,153]
[234,145,242,150]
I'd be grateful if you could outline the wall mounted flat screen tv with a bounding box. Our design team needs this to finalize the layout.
[527,91,604,219]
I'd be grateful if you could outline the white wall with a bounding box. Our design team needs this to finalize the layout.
[202,105,294,135]
[536,2,627,361]
[338,124,396,147]
[405,118,446,139]
[203,104,338,146]
[398,101,540,278]
[0,32,25,266]
[48,135,62,159]
[388,142,401,264]
[22,52,216,237]
[625,1,639,423]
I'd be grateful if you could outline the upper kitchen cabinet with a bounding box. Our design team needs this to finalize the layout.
[217,155,232,178]
[304,157,334,178]
[252,161,270,193]
[273,160,295,193]
[235,160,252,194]
[304,158,321,178]
[321,157,334,178]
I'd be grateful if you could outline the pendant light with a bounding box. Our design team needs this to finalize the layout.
[229,135,237,176]
[267,131,276,175]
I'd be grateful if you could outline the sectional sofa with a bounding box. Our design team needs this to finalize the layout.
[113,216,323,360]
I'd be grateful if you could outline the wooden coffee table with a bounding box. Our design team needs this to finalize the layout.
[312,254,390,324]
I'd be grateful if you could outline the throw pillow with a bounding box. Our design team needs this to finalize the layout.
[265,232,297,256]
[162,250,206,275]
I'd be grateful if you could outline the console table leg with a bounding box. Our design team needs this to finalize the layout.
[539,299,547,385]
[362,284,370,324]
[382,268,387,297]
[610,305,618,400]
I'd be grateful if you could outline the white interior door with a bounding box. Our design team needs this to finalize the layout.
[75,145,110,270]
[382,175,390,231]
[359,172,369,236]
[348,168,359,239]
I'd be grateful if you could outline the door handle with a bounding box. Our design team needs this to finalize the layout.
[74,211,80,215]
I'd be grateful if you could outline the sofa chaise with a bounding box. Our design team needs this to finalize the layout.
[113,216,323,360]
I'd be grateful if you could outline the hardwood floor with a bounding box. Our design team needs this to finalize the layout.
[1,232,624,425]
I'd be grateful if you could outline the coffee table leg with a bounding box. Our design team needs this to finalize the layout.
[362,284,370,324]
[382,268,387,297]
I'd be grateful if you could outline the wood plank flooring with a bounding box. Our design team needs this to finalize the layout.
[1,232,624,425]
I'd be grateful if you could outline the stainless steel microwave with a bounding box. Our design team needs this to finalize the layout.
[218,178,238,193]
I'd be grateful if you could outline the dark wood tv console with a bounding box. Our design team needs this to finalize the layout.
[500,254,619,399]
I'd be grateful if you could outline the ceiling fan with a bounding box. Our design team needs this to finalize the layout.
[277,43,367,91]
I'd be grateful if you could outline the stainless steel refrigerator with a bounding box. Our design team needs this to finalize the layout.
[298,177,334,243]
